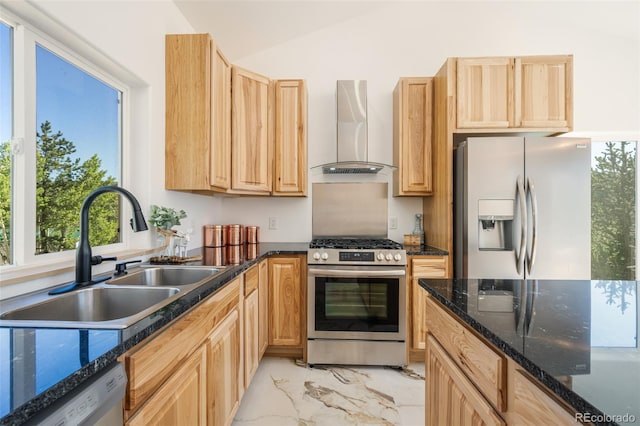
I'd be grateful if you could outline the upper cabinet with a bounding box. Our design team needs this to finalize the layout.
[455,55,573,132]
[393,77,434,196]
[165,33,231,193]
[231,66,273,194]
[274,80,308,196]
[165,33,307,196]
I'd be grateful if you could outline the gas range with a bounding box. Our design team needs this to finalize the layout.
[308,238,406,266]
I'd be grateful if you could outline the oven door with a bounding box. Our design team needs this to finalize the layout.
[307,265,406,341]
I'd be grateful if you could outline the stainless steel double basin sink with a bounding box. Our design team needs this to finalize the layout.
[0,266,225,329]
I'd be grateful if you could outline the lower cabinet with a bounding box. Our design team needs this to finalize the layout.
[258,259,269,358]
[121,276,241,424]
[207,309,242,426]
[425,334,505,426]
[268,255,306,357]
[425,294,585,426]
[126,346,207,426]
[409,255,449,360]
[243,288,259,388]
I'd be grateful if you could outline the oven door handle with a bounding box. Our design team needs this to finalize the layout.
[308,267,406,277]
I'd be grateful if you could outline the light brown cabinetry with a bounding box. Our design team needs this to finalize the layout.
[425,293,584,426]
[243,266,260,388]
[456,55,572,130]
[408,255,449,361]
[125,345,207,426]
[426,334,505,426]
[258,259,269,358]
[274,80,308,196]
[268,255,306,358]
[231,66,273,194]
[207,309,242,426]
[507,362,577,425]
[121,276,241,423]
[165,33,231,193]
[393,77,434,196]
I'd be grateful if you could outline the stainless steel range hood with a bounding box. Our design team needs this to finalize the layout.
[316,80,393,174]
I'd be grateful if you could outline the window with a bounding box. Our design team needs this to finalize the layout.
[0,22,12,265]
[0,12,126,268]
[591,140,638,280]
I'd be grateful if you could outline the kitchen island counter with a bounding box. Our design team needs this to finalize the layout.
[0,242,308,426]
[419,278,639,425]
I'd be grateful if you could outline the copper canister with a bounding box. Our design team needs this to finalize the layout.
[203,225,225,247]
[226,244,244,265]
[245,226,259,244]
[225,224,244,246]
[203,246,226,266]
[246,243,257,260]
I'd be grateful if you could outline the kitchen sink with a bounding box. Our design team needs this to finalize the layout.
[107,267,220,286]
[0,287,181,327]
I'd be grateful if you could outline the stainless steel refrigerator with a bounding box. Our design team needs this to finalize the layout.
[454,137,591,280]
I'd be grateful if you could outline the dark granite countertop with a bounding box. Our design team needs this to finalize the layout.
[0,242,308,426]
[419,278,639,426]
[404,244,448,256]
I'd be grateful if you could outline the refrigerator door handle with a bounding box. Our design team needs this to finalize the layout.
[516,177,527,275]
[526,178,539,275]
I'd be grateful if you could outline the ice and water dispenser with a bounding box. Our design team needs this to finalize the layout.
[477,199,514,251]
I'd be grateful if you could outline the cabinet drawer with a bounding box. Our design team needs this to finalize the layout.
[511,368,577,425]
[412,257,447,277]
[425,296,506,411]
[122,277,241,412]
[245,264,259,296]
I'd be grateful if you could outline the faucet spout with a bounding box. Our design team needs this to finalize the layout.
[49,186,148,295]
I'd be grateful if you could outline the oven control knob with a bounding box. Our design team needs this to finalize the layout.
[385,253,393,261]
[377,253,385,261]
[321,252,329,260]
[394,253,402,262]
[313,252,321,260]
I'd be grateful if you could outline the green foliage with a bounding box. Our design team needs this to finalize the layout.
[149,205,187,231]
[591,141,636,280]
[0,120,120,264]
[0,141,11,264]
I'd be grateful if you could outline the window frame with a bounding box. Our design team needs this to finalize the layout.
[1,10,132,271]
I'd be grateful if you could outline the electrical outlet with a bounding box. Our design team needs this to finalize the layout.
[268,217,278,230]
[389,216,398,229]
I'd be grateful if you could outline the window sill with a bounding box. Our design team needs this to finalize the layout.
[0,247,160,287]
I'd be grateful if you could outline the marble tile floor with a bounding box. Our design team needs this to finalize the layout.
[233,357,426,426]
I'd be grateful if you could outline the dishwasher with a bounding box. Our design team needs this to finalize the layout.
[26,362,127,426]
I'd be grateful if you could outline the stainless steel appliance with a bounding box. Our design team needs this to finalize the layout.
[307,238,406,366]
[308,181,407,366]
[455,136,591,279]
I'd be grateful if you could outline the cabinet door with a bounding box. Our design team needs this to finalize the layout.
[126,346,207,426]
[515,55,572,129]
[426,334,505,426]
[211,45,232,189]
[165,34,212,191]
[207,309,241,426]
[456,57,514,129]
[258,259,269,358]
[269,256,303,347]
[410,256,448,351]
[244,289,259,389]
[274,80,307,196]
[393,77,433,195]
[231,66,273,193]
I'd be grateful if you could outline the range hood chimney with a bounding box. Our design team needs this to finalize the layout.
[317,80,393,174]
